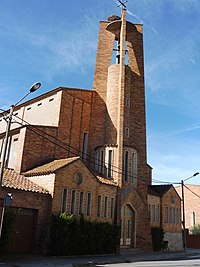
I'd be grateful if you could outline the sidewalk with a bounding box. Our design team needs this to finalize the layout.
[1,249,200,267]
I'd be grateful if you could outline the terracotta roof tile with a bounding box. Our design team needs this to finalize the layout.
[25,157,117,187]
[96,175,117,186]
[2,168,50,194]
[24,157,79,176]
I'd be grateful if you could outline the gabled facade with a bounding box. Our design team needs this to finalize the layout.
[148,185,183,251]
[0,8,152,251]
[24,157,118,223]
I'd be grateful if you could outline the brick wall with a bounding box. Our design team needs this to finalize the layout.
[176,185,200,230]
[51,159,117,224]
[0,187,52,253]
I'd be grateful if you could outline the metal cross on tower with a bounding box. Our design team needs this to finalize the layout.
[117,0,127,9]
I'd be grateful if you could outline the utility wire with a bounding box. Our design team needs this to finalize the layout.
[184,184,200,199]
[1,110,142,180]
[151,179,173,184]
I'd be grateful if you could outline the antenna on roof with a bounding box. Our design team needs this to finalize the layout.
[117,0,127,9]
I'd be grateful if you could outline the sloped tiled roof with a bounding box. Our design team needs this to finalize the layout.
[96,175,117,186]
[2,168,50,194]
[24,157,79,176]
[25,157,118,187]
[148,184,173,196]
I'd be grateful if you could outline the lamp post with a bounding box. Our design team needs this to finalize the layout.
[0,82,41,239]
[181,172,199,250]
[0,82,41,195]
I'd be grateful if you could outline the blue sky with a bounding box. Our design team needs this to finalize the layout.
[1,0,200,184]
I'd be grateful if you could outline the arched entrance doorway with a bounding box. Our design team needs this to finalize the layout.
[120,204,136,247]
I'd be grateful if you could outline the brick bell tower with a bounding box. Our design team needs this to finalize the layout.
[92,7,152,250]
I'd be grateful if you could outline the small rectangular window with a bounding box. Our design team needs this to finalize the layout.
[125,98,130,107]
[104,196,108,217]
[37,103,42,106]
[110,197,115,219]
[125,127,129,137]
[27,107,31,111]
[61,188,68,213]
[86,192,91,216]
[70,190,76,214]
[97,195,101,217]
[78,192,84,215]
[107,150,113,178]
[13,138,18,142]
[49,98,54,102]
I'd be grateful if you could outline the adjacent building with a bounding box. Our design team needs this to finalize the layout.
[148,185,183,251]
[176,184,200,231]
[0,8,153,252]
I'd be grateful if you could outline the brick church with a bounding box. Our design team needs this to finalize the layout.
[0,8,152,252]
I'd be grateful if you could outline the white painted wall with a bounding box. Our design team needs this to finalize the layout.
[27,174,55,196]
[0,91,62,134]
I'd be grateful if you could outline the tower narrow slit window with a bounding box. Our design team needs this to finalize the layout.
[131,152,137,183]
[107,149,113,178]
[125,127,129,137]
[124,151,129,182]
[82,132,88,161]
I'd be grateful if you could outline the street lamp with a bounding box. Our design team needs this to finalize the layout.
[0,82,41,239]
[0,82,41,193]
[181,172,199,250]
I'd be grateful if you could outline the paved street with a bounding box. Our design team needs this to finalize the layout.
[0,249,200,267]
[103,256,200,267]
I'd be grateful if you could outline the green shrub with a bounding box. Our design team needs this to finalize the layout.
[151,227,164,251]
[0,208,16,254]
[190,224,200,235]
[47,213,119,256]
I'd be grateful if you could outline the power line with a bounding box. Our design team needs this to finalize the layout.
[151,179,173,184]
[184,184,200,199]
[1,109,142,181]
